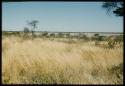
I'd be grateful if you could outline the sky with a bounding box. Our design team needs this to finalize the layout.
[2,2,123,32]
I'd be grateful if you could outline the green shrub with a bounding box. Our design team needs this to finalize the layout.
[107,40,116,48]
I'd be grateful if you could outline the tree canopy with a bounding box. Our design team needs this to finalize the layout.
[102,2,123,17]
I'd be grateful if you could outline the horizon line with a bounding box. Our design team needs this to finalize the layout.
[2,30,123,34]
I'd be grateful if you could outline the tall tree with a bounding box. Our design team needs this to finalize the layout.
[27,20,39,37]
[102,2,123,17]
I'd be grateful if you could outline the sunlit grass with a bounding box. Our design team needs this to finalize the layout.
[2,35,123,84]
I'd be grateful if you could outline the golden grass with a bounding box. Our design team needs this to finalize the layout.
[2,36,123,84]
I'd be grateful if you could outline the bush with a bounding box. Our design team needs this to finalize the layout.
[23,27,30,39]
[114,35,123,43]
[50,33,55,37]
[107,63,123,84]
[2,32,12,36]
[107,40,116,48]
[106,35,123,49]
[42,32,48,37]
[57,33,64,38]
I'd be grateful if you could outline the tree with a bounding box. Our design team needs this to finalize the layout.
[102,2,123,17]
[42,32,48,37]
[81,34,88,41]
[94,33,99,39]
[27,20,39,37]
[23,27,30,39]
[66,33,70,38]
[24,27,30,33]
[50,33,55,37]
[58,33,63,38]
[93,33,100,45]
[49,33,55,40]
[66,33,71,41]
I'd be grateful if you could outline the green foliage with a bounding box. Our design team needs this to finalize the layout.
[24,27,30,33]
[106,35,123,48]
[58,33,64,38]
[27,20,39,38]
[27,20,39,29]
[42,32,48,37]
[49,33,55,40]
[80,34,89,41]
[113,7,123,16]
[2,31,21,37]
[32,34,37,39]
[2,31,10,36]
[94,33,99,37]
[98,36,105,41]
[49,33,55,37]
[114,35,123,42]
[102,2,123,17]
[23,27,30,39]
[65,33,70,38]
[93,34,100,45]
[107,40,116,48]
[92,33,99,41]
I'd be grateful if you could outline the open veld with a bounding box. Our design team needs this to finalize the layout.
[2,32,123,84]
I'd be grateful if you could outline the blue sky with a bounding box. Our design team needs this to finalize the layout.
[2,2,123,32]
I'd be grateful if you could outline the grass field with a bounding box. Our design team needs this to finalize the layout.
[2,34,123,84]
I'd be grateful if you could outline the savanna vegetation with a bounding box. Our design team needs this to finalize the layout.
[2,31,123,84]
[2,1,123,84]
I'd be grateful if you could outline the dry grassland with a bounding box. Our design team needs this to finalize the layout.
[2,36,123,84]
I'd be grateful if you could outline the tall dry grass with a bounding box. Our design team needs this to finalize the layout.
[2,36,123,84]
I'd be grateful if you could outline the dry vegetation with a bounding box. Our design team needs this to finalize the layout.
[2,34,123,84]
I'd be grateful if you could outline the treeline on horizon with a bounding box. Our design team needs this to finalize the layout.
[2,31,123,34]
